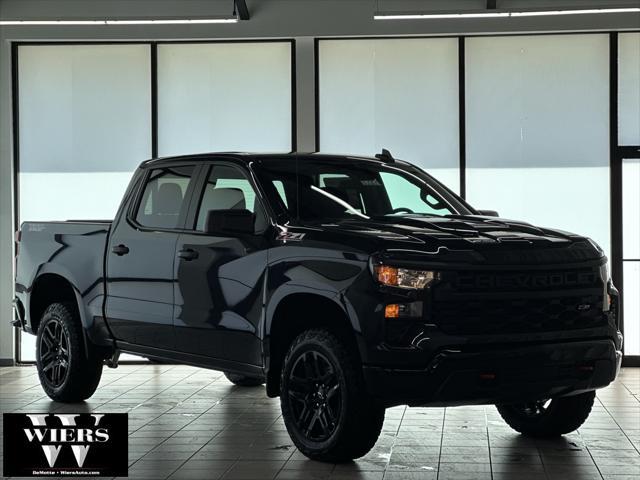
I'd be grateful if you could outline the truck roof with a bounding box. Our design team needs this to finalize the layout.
[141,151,407,168]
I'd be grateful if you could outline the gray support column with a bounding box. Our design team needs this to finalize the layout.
[0,34,15,365]
[294,37,316,152]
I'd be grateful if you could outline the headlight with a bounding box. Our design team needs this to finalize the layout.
[375,265,439,289]
[600,261,612,312]
[599,262,611,283]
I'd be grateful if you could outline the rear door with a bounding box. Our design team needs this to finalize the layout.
[173,162,270,367]
[105,164,200,350]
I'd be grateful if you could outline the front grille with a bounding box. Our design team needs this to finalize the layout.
[431,268,607,335]
[478,242,599,265]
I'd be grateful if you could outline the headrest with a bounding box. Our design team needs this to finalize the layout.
[204,187,246,210]
[156,183,183,215]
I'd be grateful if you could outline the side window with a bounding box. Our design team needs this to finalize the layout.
[195,165,267,232]
[135,166,196,229]
[272,180,288,207]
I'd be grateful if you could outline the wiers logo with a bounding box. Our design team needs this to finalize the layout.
[3,413,127,477]
[24,414,109,468]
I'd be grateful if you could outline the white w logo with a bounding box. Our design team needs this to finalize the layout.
[24,414,105,468]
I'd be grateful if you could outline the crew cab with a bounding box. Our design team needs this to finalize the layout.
[14,151,623,461]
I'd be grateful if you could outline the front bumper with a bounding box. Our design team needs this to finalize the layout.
[363,339,621,407]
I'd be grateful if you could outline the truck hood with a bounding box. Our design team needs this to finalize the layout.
[300,214,603,264]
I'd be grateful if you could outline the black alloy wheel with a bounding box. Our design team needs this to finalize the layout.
[39,317,70,388]
[497,391,596,437]
[280,329,385,462]
[518,399,552,417]
[36,302,104,402]
[287,350,342,442]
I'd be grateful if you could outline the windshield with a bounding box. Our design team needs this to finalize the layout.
[253,159,473,222]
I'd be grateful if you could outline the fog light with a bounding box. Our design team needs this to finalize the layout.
[384,302,423,319]
[385,304,400,318]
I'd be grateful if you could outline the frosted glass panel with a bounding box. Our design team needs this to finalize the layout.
[624,262,640,356]
[623,159,640,260]
[18,44,152,220]
[18,44,152,361]
[466,34,610,256]
[318,38,459,192]
[619,33,640,146]
[157,43,292,156]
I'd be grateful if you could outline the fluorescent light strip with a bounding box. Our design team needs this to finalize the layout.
[0,18,238,26]
[374,7,640,20]
[108,19,237,24]
[375,13,509,20]
[511,8,640,17]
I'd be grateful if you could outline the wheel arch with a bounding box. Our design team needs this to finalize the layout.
[28,270,96,359]
[264,291,361,397]
[29,271,83,334]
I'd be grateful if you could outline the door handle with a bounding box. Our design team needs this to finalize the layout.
[111,244,130,256]
[178,249,199,261]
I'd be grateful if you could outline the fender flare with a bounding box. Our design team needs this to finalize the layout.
[29,264,97,358]
[263,282,362,341]
[31,264,90,328]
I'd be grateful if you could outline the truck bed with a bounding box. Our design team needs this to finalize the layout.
[14,220,112,340]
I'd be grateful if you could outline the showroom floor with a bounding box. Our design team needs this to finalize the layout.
[0,365,638,480]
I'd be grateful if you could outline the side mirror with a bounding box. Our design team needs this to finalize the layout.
[476,209,499,217]
[205,209,255,235]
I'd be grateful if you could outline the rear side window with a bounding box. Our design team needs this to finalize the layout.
[135,166,196,229]
[195,165,267,233]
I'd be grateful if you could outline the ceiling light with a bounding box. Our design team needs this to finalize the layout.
[510,8,640,17]
[374,7,640,20]
[0,18,238,26]
[107,18,238,25]
[375,12,509,20]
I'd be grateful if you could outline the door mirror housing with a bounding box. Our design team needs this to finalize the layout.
[204,209,255,235]
[476,209,500,217]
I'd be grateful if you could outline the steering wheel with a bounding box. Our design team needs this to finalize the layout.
[390,207,414,214]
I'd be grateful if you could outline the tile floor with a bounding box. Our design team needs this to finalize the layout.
[0,365,638,480]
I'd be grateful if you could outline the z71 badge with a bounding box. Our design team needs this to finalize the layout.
[277,231,306,242]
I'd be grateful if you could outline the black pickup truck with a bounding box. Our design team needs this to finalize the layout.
[14,151,622,461]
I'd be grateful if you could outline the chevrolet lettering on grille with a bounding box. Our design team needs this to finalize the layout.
[456,271,598,290]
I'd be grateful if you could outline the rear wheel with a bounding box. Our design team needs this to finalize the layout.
[224,371,264,387]
[36,302,103,402]
[280,329,385,462]
[496,391,595,437]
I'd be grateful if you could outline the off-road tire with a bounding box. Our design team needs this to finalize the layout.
[36,302,103,402]
[497,391,596,437]
[280,329,385,462]
[224,371,264,387]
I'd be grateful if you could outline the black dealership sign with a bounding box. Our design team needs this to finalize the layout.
[3,413,128,477]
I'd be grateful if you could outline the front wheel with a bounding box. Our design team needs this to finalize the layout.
[496,391,596,437]
[36,302,103,402]
[280,329,385,462]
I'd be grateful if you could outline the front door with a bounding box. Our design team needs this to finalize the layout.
[106,164,198,350]
[174,163,270,367]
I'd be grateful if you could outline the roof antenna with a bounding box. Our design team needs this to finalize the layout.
[375,148,394,162]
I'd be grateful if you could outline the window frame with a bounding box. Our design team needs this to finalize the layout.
[127,163,202,233]
[184,160,274,236]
